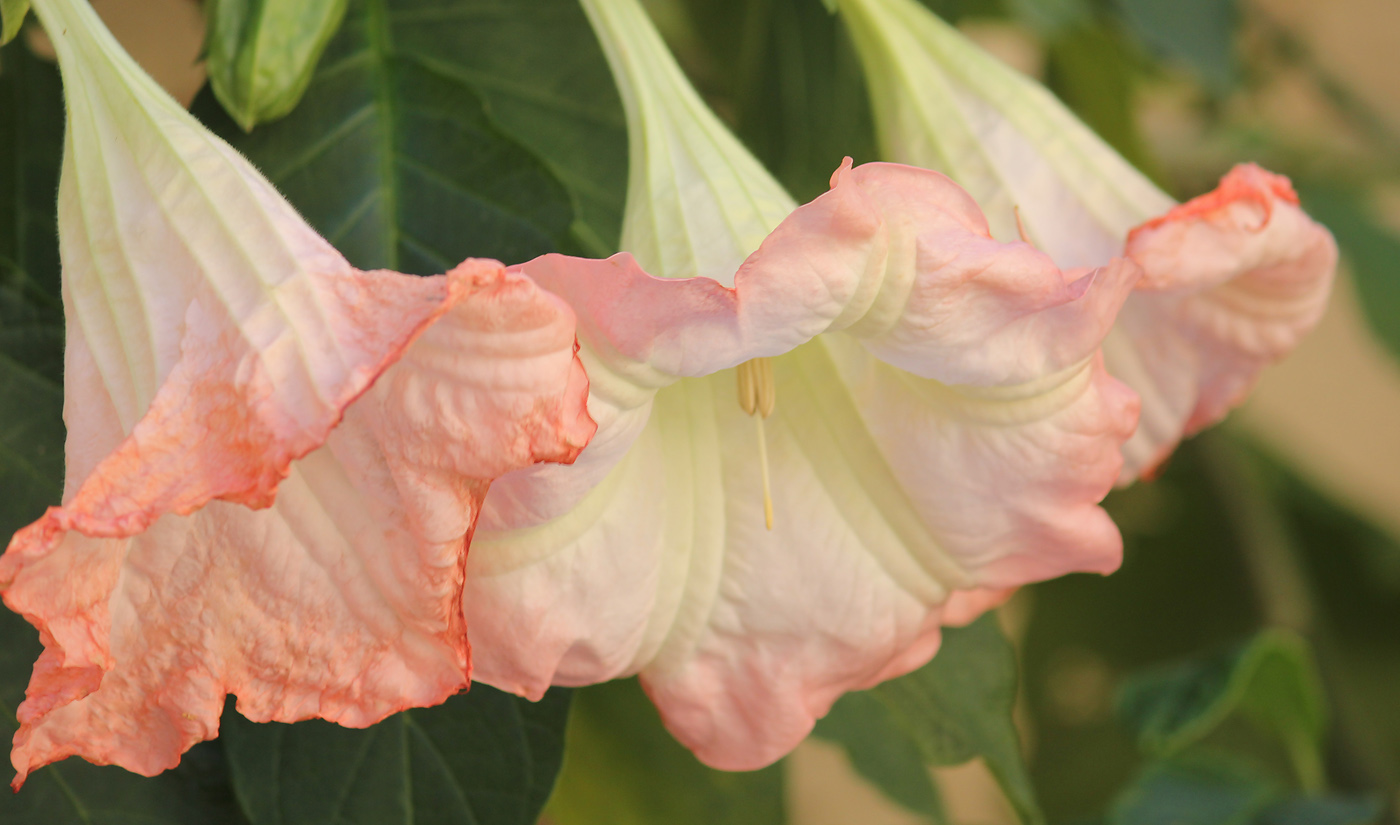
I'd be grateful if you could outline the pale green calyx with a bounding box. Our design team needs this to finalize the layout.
[835,0,1175,267]
[579,0,796,284]
[1,0,30,45]
[205,0,349,132]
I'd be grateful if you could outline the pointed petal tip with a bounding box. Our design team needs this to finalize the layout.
[1114,162,1337,483]
[828,156,856,189]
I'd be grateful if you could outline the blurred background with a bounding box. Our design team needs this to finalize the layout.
[16,0,1400,822]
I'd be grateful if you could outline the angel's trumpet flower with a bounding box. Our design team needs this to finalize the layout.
[834,0,1337,478]
[1,0,592,785]
[462,0,1142,771]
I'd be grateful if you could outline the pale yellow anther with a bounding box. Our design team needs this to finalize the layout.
[736,357,775,418]
[736,358,776,530]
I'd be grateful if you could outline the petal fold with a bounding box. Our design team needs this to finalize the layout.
[469,159,1140,769]
[833,0,1337,480]
[2,0,591,785]
[1115,165,1338,477]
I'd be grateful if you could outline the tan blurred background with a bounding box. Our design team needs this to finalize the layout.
[30,0,1400,822]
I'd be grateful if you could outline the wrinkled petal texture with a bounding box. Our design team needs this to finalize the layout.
[467,161,1140,770]
[2,0,591,786]
[1114,165,1337,479]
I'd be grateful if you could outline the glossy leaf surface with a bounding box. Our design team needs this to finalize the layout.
[0,37,63,547]
[194,0,626,267]
[223,687,570,825]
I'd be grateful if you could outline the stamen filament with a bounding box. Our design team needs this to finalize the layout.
[755,415,773,531]
[736,357,776,530]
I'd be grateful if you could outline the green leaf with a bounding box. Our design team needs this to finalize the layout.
[1004,0,1091,37]
[0,355,62,545]
[0,36,64,545]
[546,678,786,825]
[1293,183,1400,366]
[1107,754,1279,825]
[222,686,570,825]
[913,0,1006,20]
[1117,630,1327,791]
[870,615,1044,825]
[193,0,627,266]
[814,691,948,823]
[672,0,878,205]
[0,0,28,46]
[205,0,350,131]
[1045,24,1165,185]
[0,603,248,824]
[1107,758,1382,825]
[1255,795,1384,825]
[1111,0,1238,93]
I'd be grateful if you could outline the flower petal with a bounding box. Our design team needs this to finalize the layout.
[467,160,1140,769]
[2,260,590,786]
[1115,165,1338,478]
[1,0,592,784]
[834,0,1336,482]
[836,0,1174,263]
[578,0,796,284]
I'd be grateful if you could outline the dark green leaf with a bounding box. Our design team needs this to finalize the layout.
[1004,0,1090,37]
[223,686,569,825]
[1111,0,1238,93]
[1293,184,1400,366]
[814,691,948,823]
[675,0,879,205]
[0,355,62,544]
[547,678,786,825]
[1107,754,1278,825]
[913,0,1009,23]
[1116,630,1326,790]
[0,36,64,545]
[0,604,249,824]
[206,0,350,131]
[871,615,1044,825]
[0,37,62,349]
[1046,24,1165,185]
[194,0,626,267]
[1255,794,1384,825]
[0,0,28,46]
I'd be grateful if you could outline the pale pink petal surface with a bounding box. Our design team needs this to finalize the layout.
[834,0,1337,482]
[468,160,1140,769]
[1117,165,1338,475]
[2,0,591,784]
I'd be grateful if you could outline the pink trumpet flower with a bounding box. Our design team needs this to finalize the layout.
[834,0,1338,480]
[462,0,1142,771]
[0,0,592,785]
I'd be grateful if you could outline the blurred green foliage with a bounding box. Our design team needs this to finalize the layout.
[816,615,1042,824]
[547,678,786,825]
